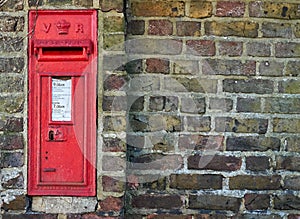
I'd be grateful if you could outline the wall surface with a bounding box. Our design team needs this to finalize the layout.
[0,0,300,219]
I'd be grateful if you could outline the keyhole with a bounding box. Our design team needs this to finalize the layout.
[49,130,54,141]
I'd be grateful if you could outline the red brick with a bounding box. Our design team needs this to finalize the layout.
[216,1,245,17]
[186,40,215,56]
[99,196,123,211]
[102,176,125,192]
[104,75,126,91]
[148,20,173,36]
[218,41,243,57]
[146,58,170,74]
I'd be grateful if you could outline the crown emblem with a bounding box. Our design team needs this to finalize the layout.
[56,19,71,34]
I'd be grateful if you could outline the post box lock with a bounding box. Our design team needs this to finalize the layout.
[28,10,97,196]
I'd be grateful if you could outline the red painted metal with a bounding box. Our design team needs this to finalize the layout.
[28,10,97,196]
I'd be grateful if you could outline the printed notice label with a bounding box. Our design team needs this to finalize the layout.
[52,78,72,121]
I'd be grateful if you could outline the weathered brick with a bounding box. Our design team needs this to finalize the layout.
[131,1,184,17]
[186,116,211,132]
[128,96,144,112]
[218,41,243,57]
[194,214,227,219]
[259,61,284,76]
[273,118,300,133]
[209,98,233,112]
[103,116,126,132]
[261,22,293,38]
[102,176,125,192]
[286,61,300,76]
[131,194,182,209]
[176,21,201,36]
[2,195,26,211]
[249,2,300,19]
[170,174,223,190]
[205,21,258,38]
[285,136,300,152]
[146,215,192,219]
[0,16,24,32]
[186,40,215,56]
[127,174,167,190]
[48,0,72,5]
[181,96,205,114]
[216,1,245,17]
[100,0,123,12]
[125,59,143,74]
[149,96,178,112]
[103,54,125,71]
[284,176,300,190]
[102,155,126,171]
[103,34,124,51]
[294,23,300,38]
[0,116,23,132]
[264,97,300,114]
[229,175,281,190]
[164,77,217,93]
[150,134,176,152]
[215,117,268,134]
[288,215,300,219]
[2,171,24,189]
[274,195,300,210]
[188,155,242,171]
[103,137,126,152]
[104,16,124,33]
[203,59,256,76]
[0,95,23,113]
[276,156,300,171]
[246,156,271,171]
[146,58,170,74]
[279,79,300,94]
[0,57,24,73]
[275,42,300,58]
[172,60,199,75]
[244,194,270,210]
[179,135,224,151]
[223,79,273,94]
[226,136,280,151]
[1,152,24,168]
[237,97,261,113]
[148,20,173,36]
[104,75,127,91]
[0,37,23,52]
[247,42,271,57]
[0,76,23,93]
[126,39,182,55]
[29,0,43,7]
[102,96,127,111]
[189,1,213,18]
[99,196,123,211]
[0,0,23,11]
[0,134,23,150]
[129,76,160,92]
[127,20,145,35]
[3,214,57,219]
[189,194,241,211]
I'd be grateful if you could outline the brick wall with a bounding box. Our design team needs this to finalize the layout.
[125,0,300,218]
[1,0,300,219]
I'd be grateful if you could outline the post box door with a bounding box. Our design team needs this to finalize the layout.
[28,10,97,196]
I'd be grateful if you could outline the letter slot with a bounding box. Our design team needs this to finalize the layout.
[28,10,97,196]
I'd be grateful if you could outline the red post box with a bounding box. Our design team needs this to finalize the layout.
[28,10,97,196]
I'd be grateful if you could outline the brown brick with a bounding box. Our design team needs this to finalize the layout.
[237,97,261,113]
[247,42,271,57]
[286,61,300,76]
[205,21,258,38]
[148,20,173,36]
[146,58,170,74]
[279,79,300,94]
[149,96,178,112]
[274,195,300,210]
[244,194,270,210]
[246,156,271,171]
[127,20,145,35]
[249,2,300,19]
[259,61,284,77]
[131,194,183,209]
[273,118,300,133]
[170,174,223,190]
[100,0,123,12]
[264,97,300,114]
[181,96,205,114]
[285,136,300,152]
[186,40,215,56]
[215,117,268,134]
[276,156,300,171]
[102,176,125,192]
[284,176,300,190]
[0,134,23,150]
[2,172,24,189]
[226,136,280,152]
[261,22,293,38]
[186,116,211,132]
[189,1,213,18]
[209,98,233,112]
[203,59,255,76]
[223,79,273,94]
[99,196,123,211]
[2,195,26,211]
[188,155,242,171]
[176,21,201,36]
[189,194,241,211]
[103,137,126,152]
[131,1,184,17]
[229,175,281,190]
[218,41,243,57]
[103,116,126,132]
[275,42,300,58]
[126,174,167,190]
[216,1,245,17]
[172,60,199,74]
[179,135,224,151]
